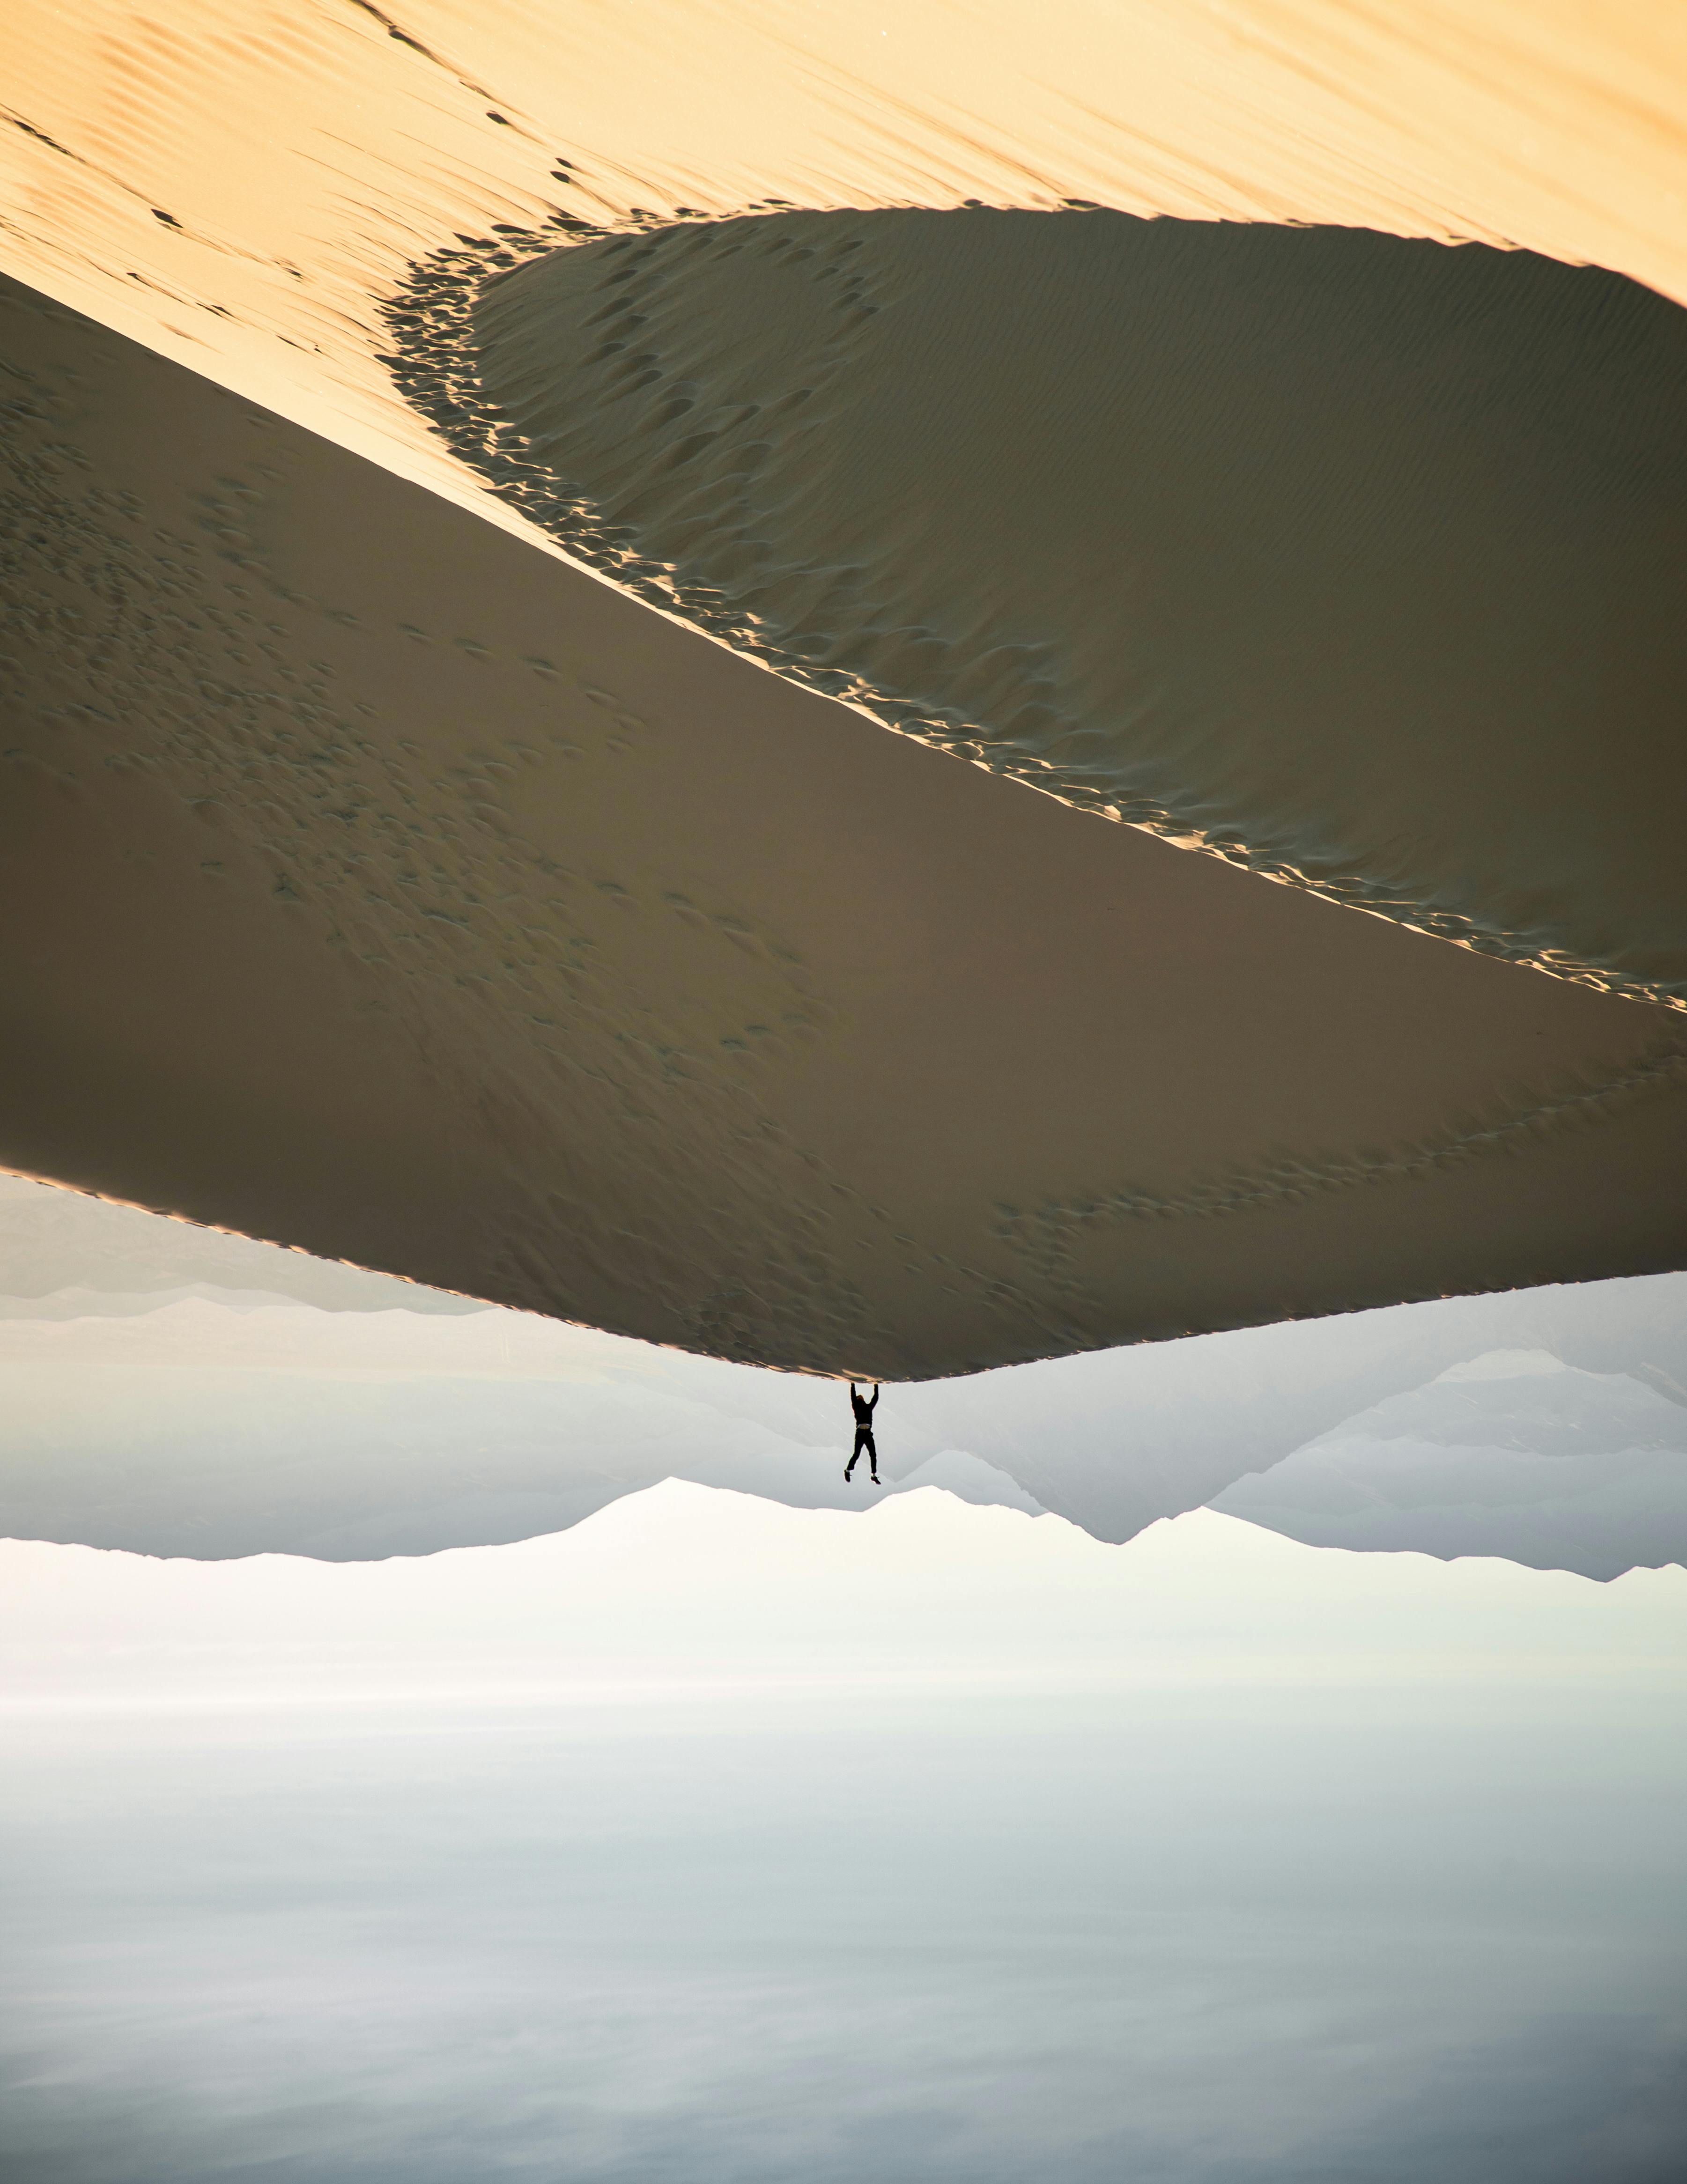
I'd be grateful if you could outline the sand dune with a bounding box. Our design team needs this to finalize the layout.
[4,0,1686,510]
[463,208,1687,1006]
[6,275,1686,1374]
[2,11,1685,1372]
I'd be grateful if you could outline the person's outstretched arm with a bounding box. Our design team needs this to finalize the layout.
[868,1384,879,1412]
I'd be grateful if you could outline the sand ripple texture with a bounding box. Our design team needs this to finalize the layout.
[4,276,1686,1377]
[4,1,1687,510]
[435,209,1687,1011]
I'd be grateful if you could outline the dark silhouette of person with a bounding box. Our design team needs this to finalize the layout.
[844,1380,880,1484]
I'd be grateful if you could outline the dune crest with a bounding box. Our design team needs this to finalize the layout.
[402,208,1687,1009]
[3,16,1686,1371]
[4,274,1687,1374]
[3,0,1687,522]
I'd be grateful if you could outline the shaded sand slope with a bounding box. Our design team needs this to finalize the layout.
[4,275,1685,1376]
[4,5,1687,1374]
[460,211,1687,1008]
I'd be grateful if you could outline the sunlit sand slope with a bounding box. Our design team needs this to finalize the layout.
[454,209,1687,1007]
[4,276,1685,1377]
[3,0,1685,516]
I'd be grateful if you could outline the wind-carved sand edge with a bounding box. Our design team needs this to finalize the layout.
[5,265,1683,1380]
[378,209,1686,1019]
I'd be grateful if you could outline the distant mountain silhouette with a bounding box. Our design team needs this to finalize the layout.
[2,1175,1683,1572]
[1211,1351,1687,1577]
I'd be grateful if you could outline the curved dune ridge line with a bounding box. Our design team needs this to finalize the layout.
[4,275,1686,1378]
[2,1,1686,526]
[2,7,1687,1374]
[439,208,1687,1007]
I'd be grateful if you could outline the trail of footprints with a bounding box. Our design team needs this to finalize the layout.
[0,278,1090,1371]
[10,271,1680,1368]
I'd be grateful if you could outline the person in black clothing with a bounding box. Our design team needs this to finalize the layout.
[844,1380,880,1484]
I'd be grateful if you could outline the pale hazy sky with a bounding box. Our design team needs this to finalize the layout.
[3,1489,1685,2183]
[5,1488,1685,1708]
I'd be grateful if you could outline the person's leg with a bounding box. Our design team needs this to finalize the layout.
[845,1427,866,1481]
[866,1429,880,1484]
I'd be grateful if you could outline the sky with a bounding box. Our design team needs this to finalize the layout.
[3,1486,1685,2184]
[3,1173,1686,2180]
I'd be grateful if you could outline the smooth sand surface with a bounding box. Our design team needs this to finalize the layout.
[4,274,1685,1376]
